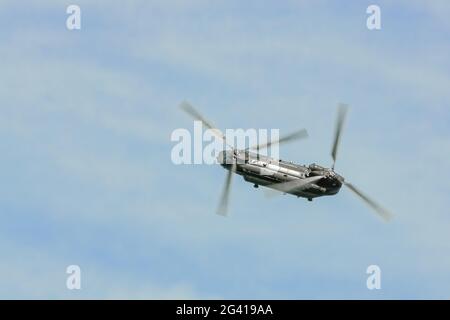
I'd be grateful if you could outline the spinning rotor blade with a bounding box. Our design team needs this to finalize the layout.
[265,175,324,197]
[180,101,232,148]
[344,182,393,222]
[249,128,308,151]
[331,104,348,169]
[217,161,237,216]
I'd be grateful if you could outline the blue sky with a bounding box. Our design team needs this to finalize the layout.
[1,0,450,299]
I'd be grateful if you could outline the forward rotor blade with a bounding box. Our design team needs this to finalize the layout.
[217,161,236,216]
[265,175,324,197]
[249,129,308,151]
[344,182,393,222]
[179,101,228,145]
[331,104,348,169]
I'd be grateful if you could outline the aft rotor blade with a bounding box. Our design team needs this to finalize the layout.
[180,101,230,147]
[217,161,236,216]
[331,104,348,169]
[265,175,324,197]
[344,182,393,222]
[249,128,308,151]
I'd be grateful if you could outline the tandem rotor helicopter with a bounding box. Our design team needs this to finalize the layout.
[180,101,393,222]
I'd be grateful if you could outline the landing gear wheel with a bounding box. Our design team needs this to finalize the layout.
[253,184,259,188]
[308,198,312,202]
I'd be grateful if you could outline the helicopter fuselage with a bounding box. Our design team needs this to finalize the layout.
[218,150,343,199]
[181,101,391,220]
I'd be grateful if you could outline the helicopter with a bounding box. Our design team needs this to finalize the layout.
[180,101,393,222]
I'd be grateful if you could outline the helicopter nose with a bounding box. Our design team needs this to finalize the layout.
[217,151,226,165]
[217,150,235,165]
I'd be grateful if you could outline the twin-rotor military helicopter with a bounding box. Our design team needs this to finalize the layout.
[180,101,392,222]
